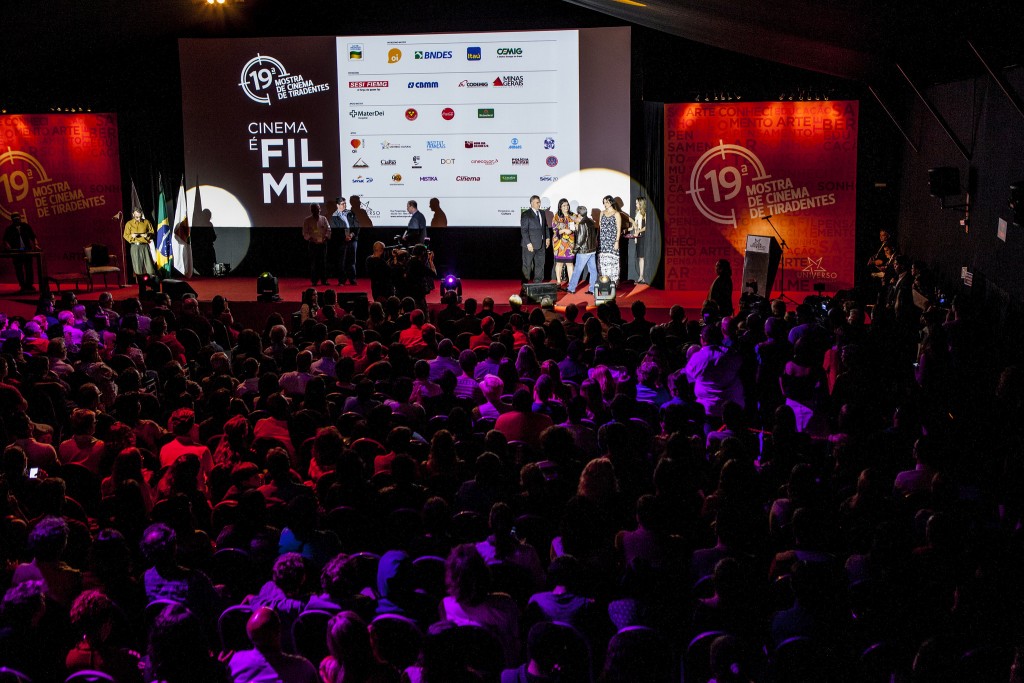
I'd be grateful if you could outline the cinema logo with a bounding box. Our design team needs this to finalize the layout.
[799,257,838,280]
[0,149,108,220]
[239,54,330,105]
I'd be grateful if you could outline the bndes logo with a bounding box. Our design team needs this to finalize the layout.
[350,109,385,118]
[496,47,523,57]
[415,50,453,60]
[408,81,439,88]
[456,176,481,182]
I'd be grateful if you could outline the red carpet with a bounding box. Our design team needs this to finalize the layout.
[0,276,710,328]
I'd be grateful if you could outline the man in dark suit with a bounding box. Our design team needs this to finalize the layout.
[520,194,548,283]
[405,200,427,245]
[331,196,359,285]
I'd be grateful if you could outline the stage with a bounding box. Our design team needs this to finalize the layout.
[0,276,707,329]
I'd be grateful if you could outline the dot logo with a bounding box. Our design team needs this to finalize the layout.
[405,108,418,121]
[467,46,481,61]
[388,48,402,63]
[441,107,455,121]
[545,156,558,167]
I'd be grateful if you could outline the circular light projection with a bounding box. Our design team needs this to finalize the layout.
[184,185,252,275]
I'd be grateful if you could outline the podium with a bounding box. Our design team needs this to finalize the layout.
[741,235,782,299]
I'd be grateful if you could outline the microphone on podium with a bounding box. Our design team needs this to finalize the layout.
[112,210,123,221]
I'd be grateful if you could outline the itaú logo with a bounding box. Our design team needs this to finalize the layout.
[456,175,481,182]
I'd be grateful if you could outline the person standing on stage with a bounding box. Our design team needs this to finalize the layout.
[302,203,331,286]
[708,258,734,318]
[405,200,427,245]
[366,241,393,302]
[632,196,648,284]
[4,212,40,293]
[331,196,359,286]
[566,206,597,295]
[551,198,575,290]
[520,194,548,283]
[598,195,622,282]
[123,208,157,278]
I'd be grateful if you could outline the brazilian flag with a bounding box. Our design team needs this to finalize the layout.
[154,177,173,276]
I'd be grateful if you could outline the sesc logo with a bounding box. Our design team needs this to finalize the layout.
[544,137,556,150]
[440,158,455,165]
[405,108,418,121]
[415,50,453,60]
[511,158,529,166]
[408,81,439,89]
[380,160,397,166]
[441,107,455,121]
[509,137,523,150]
[496,47,524,58]
[420,176,439,182]
[492,75,524,88]
[478,108,495,119]
[539,175,559,182]
[500,174,518,183]
[465,141,489,148]
[350,109,385,119]
[456,176,481,182]
[467,46,481,61]
[388,48,402,63]
[458,80,489,88]
[426,140,446,150]
[545,156,558,167]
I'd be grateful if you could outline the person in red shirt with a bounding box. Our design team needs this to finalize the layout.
[397,309,429,356]
[494,389,553,451]
[468,316,495,350]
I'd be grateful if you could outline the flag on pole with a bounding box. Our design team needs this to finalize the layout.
[154,175,173,276]
[172,177,193,278]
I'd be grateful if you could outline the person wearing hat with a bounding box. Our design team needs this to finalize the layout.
[4,212,40,292]
[330,196,359,286]
[123,208,157,277]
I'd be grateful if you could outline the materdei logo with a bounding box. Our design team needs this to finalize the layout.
[492,75,524,88]
[349,81,388,89]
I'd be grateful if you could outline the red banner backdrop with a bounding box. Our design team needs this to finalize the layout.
[663,101,858,298]
[0,113,123,274]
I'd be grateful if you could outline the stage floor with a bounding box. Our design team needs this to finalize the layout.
[0,276,708,327]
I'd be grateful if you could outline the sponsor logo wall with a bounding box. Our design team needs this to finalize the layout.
[663,101,858,294]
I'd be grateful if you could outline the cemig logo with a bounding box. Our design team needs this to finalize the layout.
[496,47,524,57]
[408,81,439,89]
[458,80,489,88]
[545,156,558,167]
[456,176,481,182]
[511,158,529,166]
[544,137,555,150]
[405,108,418,121]
[467,46,481,61]
[492,75,524,87]
[464,141,489,148]
[388,48,402,63]
[509,137,523,150]
[426,140,446,150]
[415,50,453,59]
[441,107,455,120]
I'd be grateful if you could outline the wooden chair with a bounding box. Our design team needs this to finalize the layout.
[83,244,121,291]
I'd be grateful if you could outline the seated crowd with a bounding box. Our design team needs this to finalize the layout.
[0,279,1021,683]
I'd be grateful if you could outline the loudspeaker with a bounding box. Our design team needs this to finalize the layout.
[161,278,198,302]
[928,167,960,197]
[336,292,369,319]
[520,282,558,304]
[741,235,782,299]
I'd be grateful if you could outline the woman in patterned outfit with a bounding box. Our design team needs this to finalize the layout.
[598,195,622,281]
[551,198,575,290]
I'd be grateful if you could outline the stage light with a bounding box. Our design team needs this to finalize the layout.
[137,274,159,300]
[440,273,463,303]
[595,275,616,304]
[256,271,280,302]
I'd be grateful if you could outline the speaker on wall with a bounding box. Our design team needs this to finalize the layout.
[928,167,960,198]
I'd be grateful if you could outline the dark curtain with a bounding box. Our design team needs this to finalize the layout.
[634,101,664,286]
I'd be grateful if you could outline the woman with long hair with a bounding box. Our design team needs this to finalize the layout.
[633,196,648,284]
[551,198,575,289]
[599,195,623,282]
